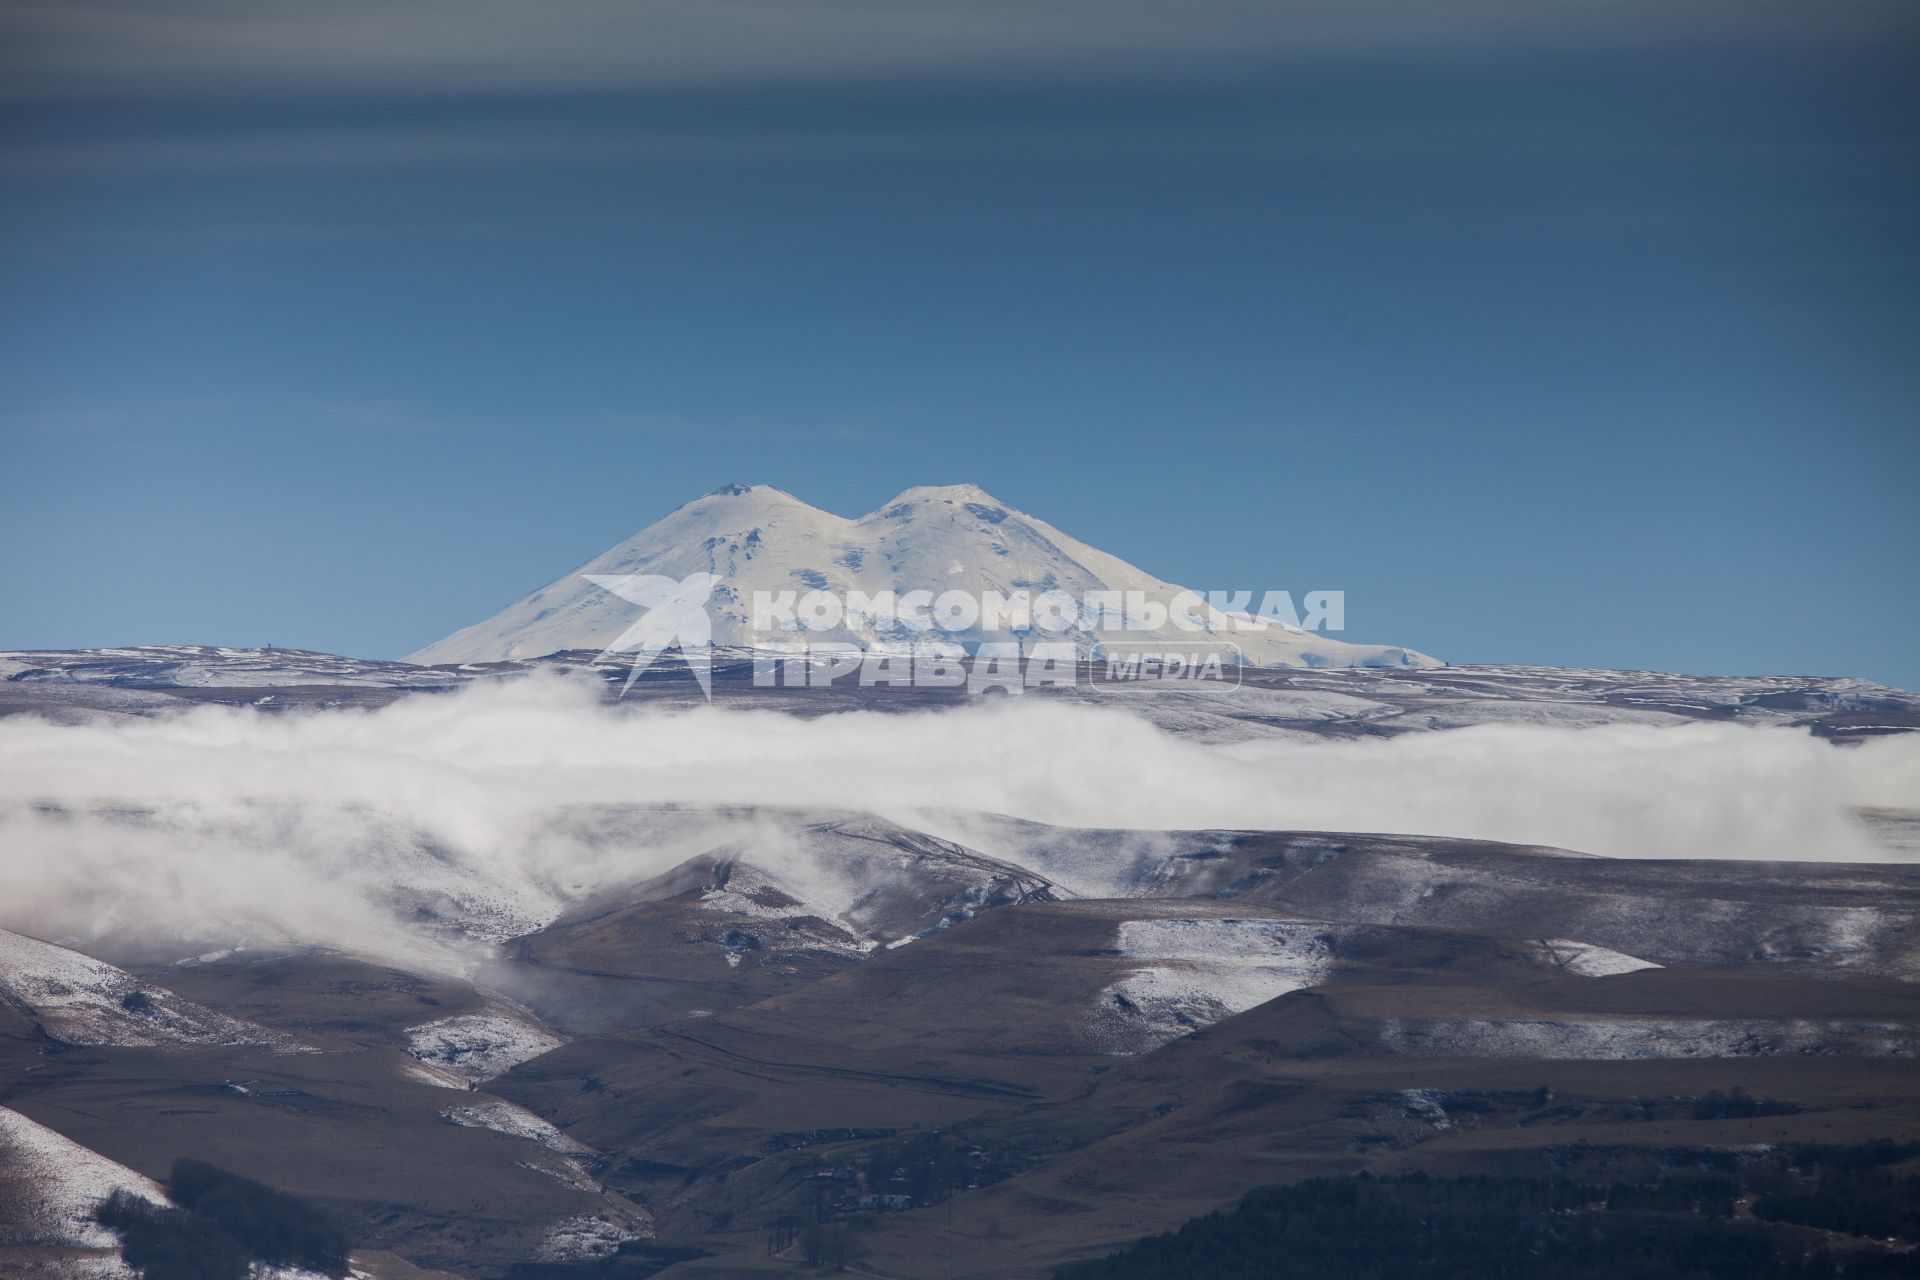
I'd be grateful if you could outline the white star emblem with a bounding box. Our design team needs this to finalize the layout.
[584,571,722,697]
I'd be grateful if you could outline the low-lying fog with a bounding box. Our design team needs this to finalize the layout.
[3,673,1914,966]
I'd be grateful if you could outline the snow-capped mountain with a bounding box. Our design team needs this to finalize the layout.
[407,483,1437,669]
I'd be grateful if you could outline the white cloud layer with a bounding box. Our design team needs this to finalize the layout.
[0,673,1914,964]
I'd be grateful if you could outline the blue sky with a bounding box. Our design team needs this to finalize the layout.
[2,0,1916,687]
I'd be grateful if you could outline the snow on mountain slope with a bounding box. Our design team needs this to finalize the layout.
[0,929,299,1050]
[440,1100,601,1192]
[441,1099,594,1155]
[406,483,1436,669]
[1082,917,1661,1054]
[1087,918,1337,1053]
[1534,938,1662,977]
[713,814,1057,946]
[0,646,467,691]
[404,1009,565,1084]
[605,812,1056,947]
[1377,1016,1920,1060]
[0,1106,163,1254]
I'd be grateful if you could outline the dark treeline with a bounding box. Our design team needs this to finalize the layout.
[1056,1161,1920,1280]
[168,1158,351,1273]
[95,1158,351,1280]
[95,1191,250,1280]
[1690,1087,1800,1121]
[504,1240,707,1279]
[1753,1141,1920,1243]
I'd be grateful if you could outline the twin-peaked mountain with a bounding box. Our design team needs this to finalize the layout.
[406,483,1436,669]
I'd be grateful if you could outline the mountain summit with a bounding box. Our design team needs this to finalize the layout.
[405,484,1438,669]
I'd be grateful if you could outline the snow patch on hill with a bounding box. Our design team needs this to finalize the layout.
[441,1100,593,1155]
[400,1058,471,1089]
[0,1106,164,1251]
[1535,938,1663,977]
[0,929,298,1050]
[404,1011,565,1083]
[675,815,1055,950]
[1088,918,1335,1053]
[539,1214,644,1262]
[694,859,861,939]
[1380,1017,1920,1059]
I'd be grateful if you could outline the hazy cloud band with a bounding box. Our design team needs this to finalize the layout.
[0,674,1913,964]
